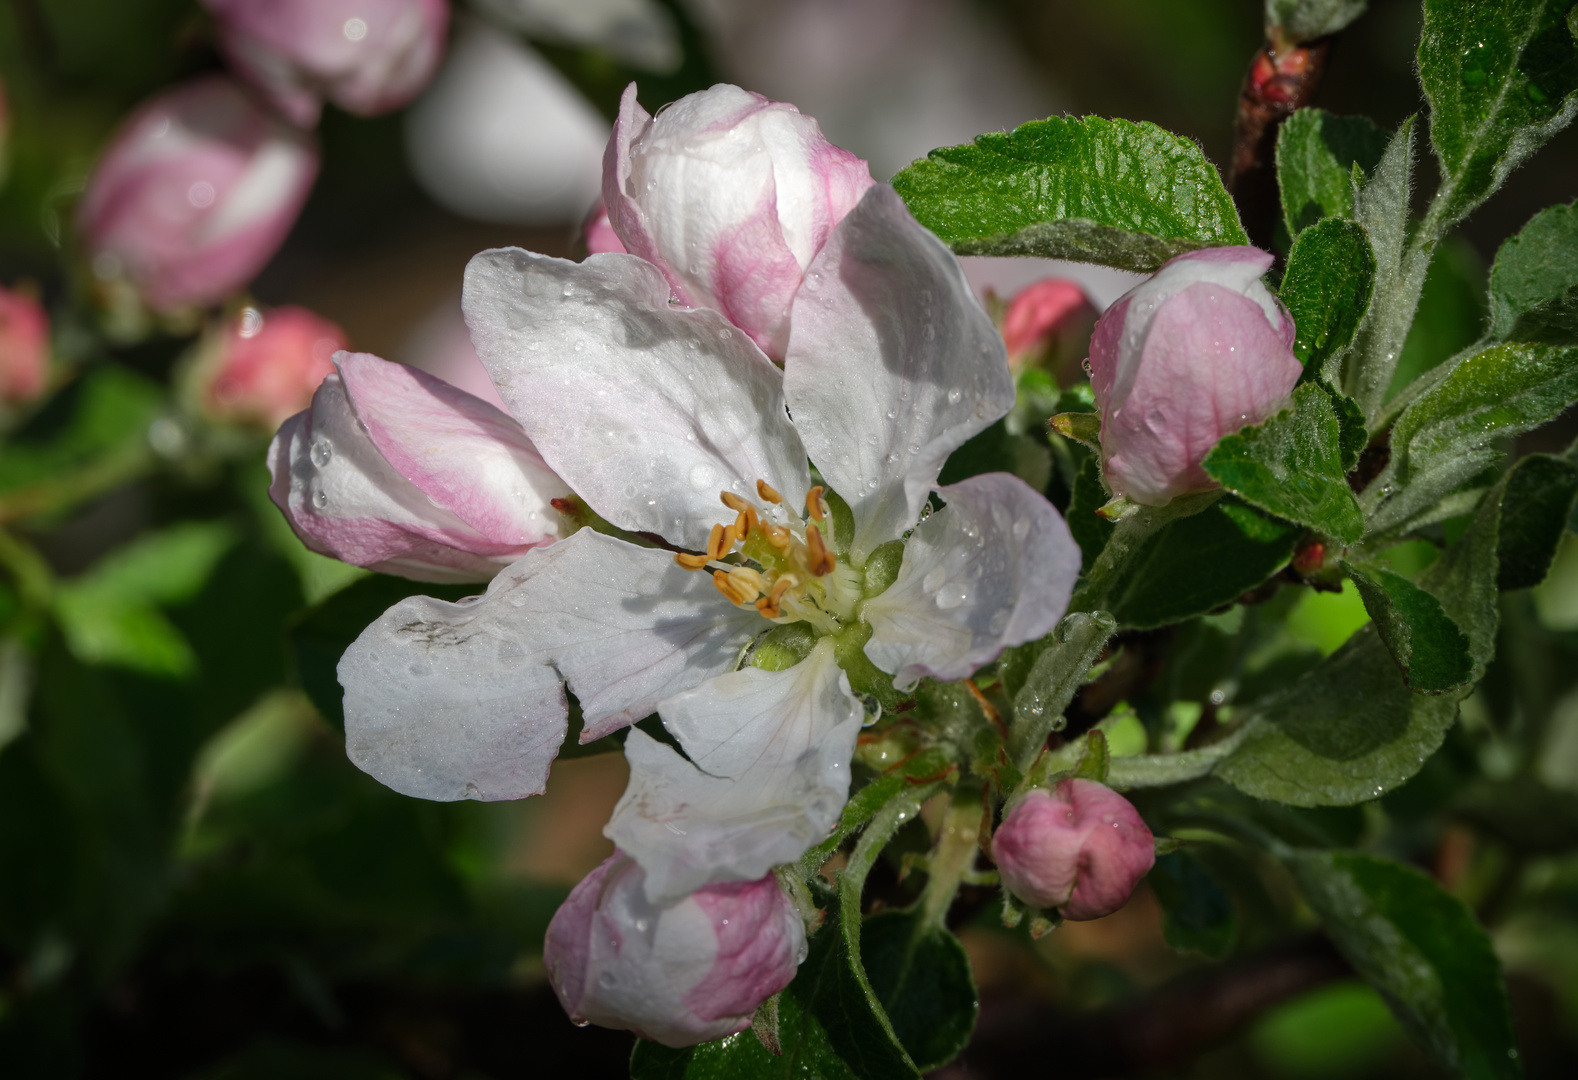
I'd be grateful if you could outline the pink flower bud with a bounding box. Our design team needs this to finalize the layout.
[77,78,319,314]
[582,200,627,255]
[545,852,805,1048]
[268,351,570,581]
[200,305,346,428]
[1087,246,1302,506]
[203,0,450,128]
[1000,277,1097,383]
[604,82,874,360]
[992,779,1155,920]
[0,286,49,406]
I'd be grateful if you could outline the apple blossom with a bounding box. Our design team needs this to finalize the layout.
[1088,245,1302,506]
[991,779,1155,920]
[198,304,346,428]
[203,0,450,128]
[334,183,1080,904]
[603,82,874,359]
[545,851,805,1047]
[268,351,569,582]
[0,286,48,406]
[77,77,319,313]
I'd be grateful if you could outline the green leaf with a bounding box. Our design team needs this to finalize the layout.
[1007,611,1118,771]
[1328,383,1368,472]
[1213,627,1460,806]
[859,910,978,1071]
[1489,201,1578,343]
[1267,0,1369,43]
[1105,499,1301,629]
[287,574,476,729]
[1202,382,1366,543]
[1276,108,1389,235]
[1388,237,1491,401]
[52,522,239,678]
[1419,0,1578,226]
[1347,118,1429,411]
[890,115,1246,273]
[0,366,161,497]
[1495,452,1578,588]
[1343,562,1474,693]
[1366,341,1578,536]
[1280,218,1376,370]
[1148,849,1238,958]
[1284,851,1519,1079]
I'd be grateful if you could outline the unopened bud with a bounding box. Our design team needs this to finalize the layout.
[992,779,1154,920]
[198,305,346,428]
[1087,246,1302,506]
[545,852,806,1047]
[0,285,48,406]
[1000,277,1096,384]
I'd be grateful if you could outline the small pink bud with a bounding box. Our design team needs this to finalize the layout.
[582,200,627,255]
[604,82,874,360]
[1000,277,1097,383]
[0,286,49,406]
[268,351,570,581]
[77,77,319,314]
[202,0,450,128]
[1087,246,1302,506]
[545,852,806,1048]
[992,779,1154,921]
[200,305,346,428]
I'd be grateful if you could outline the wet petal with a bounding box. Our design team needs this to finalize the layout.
[605,639,862,902]
[463,247,810,551]
[339,530,760,800]
[783,185,1013,561]
[863,473,1080,689]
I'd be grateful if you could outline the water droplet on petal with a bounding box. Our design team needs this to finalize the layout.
[311,440,333,467]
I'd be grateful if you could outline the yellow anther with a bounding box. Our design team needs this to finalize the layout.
[707,522,740,560]
[734,509,751,540]
[721,491,751,513]
[806,485,825,522]
[756,577,794,618]
[805,523,835,577]
[712,569,758,606]
[729,566,764,595]
[757,479,783,504]
[674,552,712,571]
[762,524,792,551]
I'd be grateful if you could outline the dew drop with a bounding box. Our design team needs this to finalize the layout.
[988,609,1009,635]
[1013,517,1031,540]
[922,567,946,592]
[947,388,962,405]
[688,462,718,490]
[935,582,969,610]
[312,490,328,509]
[311,440,333,467]
[598,972,618,988]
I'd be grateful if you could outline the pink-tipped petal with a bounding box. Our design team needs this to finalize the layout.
[202,304,345,427]
[582,200,628,255]
[602,82,873,357]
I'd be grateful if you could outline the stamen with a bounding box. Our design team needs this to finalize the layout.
[734,509,750,540]
[762,524,792,551]
[806,485,825,522]
[721,491,751,513]
[757,479,782,504]
[674,552,712,571]
[706,523,727,560]
[805,523,835,577]
[712,570,750,604]
[729,566,764,595]
[755,577,794,618]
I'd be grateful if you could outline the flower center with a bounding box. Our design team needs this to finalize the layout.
[672,480,861,633]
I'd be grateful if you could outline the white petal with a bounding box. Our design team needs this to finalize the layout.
[339,590,567,803]
[606,639,862,903]
[783,185,1014,562]
[515,531,764,741]
[339,529,760,800]
[863,473,1080,689]
[462,247,810,550]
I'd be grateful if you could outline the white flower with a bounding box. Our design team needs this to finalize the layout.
[336,184,1080,902]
